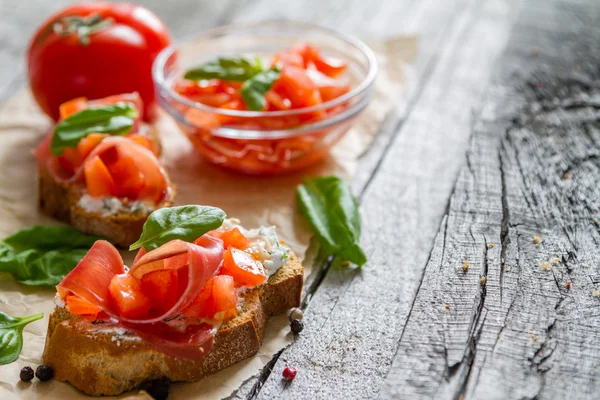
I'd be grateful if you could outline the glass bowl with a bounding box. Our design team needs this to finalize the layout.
[153,21,377,175]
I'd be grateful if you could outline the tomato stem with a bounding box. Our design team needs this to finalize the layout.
[53,13,114,46]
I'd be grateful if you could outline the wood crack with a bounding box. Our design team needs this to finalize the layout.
[499,139,511,306]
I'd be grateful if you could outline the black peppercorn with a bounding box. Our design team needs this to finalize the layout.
[35,365,54,381]
[140,378,170,400]
[290,319,304,334]
[19,366,34,382]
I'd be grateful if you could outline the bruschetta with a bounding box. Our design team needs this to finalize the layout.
[36,93,175,247]
[42,215,303,396]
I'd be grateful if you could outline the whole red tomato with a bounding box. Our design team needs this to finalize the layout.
[27,2,171,122]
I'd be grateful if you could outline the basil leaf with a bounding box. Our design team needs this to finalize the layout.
[184,57,262,82]
[0,226,103,286]
[296,176,367,266]
[51,102,138,155]
[0,312,44,365]
[130,205,227,251]
[241,68,281,111]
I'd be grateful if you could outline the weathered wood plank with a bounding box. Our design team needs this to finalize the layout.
[226,0,435,396]
[248,0,516,398]
[380,0,600,398]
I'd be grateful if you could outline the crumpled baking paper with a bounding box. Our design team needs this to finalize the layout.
[0,36,415,399]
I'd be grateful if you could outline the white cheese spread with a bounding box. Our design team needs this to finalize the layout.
[78,194,155,217]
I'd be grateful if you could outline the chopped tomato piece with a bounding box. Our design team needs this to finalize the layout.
[273,66,323,109]
[107,156,145,199]
[77,133,107,159]
[207,228,251,250]
[91,93,144,119]
[182,275,238,322]
[194,93,232,108]
[184,108,221,130]
[109,274,152,319]
[220,81,243,96]
[59,97,88,120]
[265,91,291,111]
[312,56,347,78]
[182,278,212,320]
[272,49,304,69]
[128,134,158,156]
[65,294,102,317]
[211,275,238,321]
[318,84,351,103]
[297,44,347,78]
[295,44,320,68]
[217,100,246,124]
[141,269,180,313]
[221,247,266,287]
[174,79,220,96]
[84,155,117,197]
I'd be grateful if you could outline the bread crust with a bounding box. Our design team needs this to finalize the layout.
[38,129,174,247]
[43,254,303,396]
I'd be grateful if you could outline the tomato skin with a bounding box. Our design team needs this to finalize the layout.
[27,2,171,122]
[221,247,267,287]
[207,228,251,250]
[109,274,152,319]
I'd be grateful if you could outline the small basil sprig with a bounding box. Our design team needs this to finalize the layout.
[51,101,138,155]
[130,205,227,251]
[184,57,281,111]
[0,312,44,365]
[241,67,281,111]
[0,226,103,286]
[296,176,367,266]
[184,57,262,82]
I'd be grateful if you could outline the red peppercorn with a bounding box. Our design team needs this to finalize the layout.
[282,366,297,381]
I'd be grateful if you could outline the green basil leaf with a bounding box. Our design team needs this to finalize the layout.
[184,57,262,82]
[241,67,281,111]
[0,226,103,286]
[0,312,44,365]
[3,225,99,251]
[130,205,227,251]
[51,102,138,155]
[296,176,367,266]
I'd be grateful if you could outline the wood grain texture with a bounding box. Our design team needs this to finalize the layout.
[249,0,516,398]
[380,0,600,398]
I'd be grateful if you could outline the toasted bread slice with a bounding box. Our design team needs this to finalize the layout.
[43,253,303,396]
[38,129,174,247]
[38,169,174,247]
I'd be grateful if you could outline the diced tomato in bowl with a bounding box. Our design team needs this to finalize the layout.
[153,22,377,175]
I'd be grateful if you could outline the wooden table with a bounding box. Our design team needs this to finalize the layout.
[2,0,600,398]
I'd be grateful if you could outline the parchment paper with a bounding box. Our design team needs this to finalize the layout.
[0,36,415,400]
